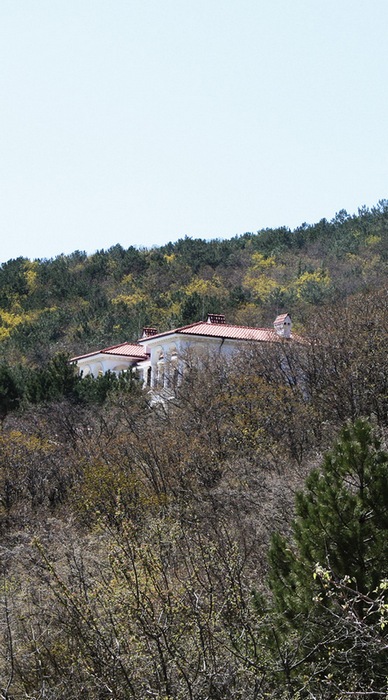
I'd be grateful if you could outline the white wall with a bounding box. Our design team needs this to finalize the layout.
[76,354,136,377]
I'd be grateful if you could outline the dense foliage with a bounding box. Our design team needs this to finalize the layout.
[269,419,388,697]
[0,203,387,698]
[0,200,387,365]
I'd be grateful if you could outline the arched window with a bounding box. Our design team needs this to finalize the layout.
[92,362,104,377]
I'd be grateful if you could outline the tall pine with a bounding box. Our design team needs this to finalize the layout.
[268,419,388,696]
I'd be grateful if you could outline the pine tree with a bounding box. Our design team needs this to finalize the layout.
[268,419,388,695]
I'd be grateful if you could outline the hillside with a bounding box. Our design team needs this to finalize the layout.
[0,200,387,365]
[0,202,387,698]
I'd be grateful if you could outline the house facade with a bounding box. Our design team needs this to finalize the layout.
[71,313,295,390]
[71,343,149,378]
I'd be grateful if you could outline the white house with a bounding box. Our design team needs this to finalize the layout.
[71,342,149,378]
[71,313,296,390]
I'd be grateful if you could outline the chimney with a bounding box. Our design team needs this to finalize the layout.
[207,313,226,324]
[142,327,158,339]
[274,313,292,338]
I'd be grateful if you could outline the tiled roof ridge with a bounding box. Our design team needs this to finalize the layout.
[137,320,203,342]
[186,321,276,332]
[70,349,102,361]
[183,325,277,333]
[179,326,278,340]
[70,341,148,362]
[102,340,144,353]
[139,319,279,341]
[173,320,208,333]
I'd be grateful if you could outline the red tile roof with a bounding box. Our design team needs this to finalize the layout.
[139,320,292,343]
[72,314,303,366]
[104,343,149,358]
[71,342,149,362]
[179,321,279,342]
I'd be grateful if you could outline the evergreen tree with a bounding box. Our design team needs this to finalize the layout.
[268,419,388,695]
[27,353,80,403]
[0,363,22,424]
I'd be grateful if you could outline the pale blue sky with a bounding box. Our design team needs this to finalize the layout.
[1,0,387,263]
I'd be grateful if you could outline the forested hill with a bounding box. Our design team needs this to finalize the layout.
[1,200,387,364]
[1,203,388,698]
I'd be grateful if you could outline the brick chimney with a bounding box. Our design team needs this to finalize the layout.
[207,313,226,324]
[142,327,158,339]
